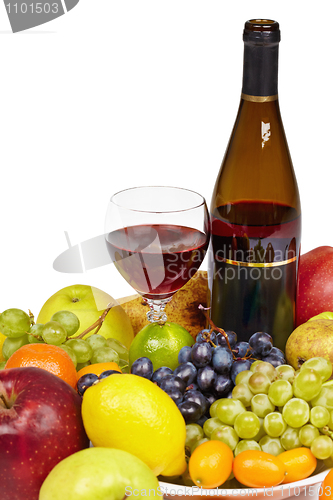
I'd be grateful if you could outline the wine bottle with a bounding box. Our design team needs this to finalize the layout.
[208,20,301,351]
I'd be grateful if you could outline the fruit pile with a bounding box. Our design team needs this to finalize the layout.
[0,308,129,373]
[3,278,333,500]
[117,313,333,490]
[186,357,333,461]
[130,328,286,425]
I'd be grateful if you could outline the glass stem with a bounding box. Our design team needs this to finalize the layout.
[144,297,173,323]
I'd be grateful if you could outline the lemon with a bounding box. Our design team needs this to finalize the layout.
[82,373,187,476]
[129,322,194,371]
[0,331,6,362]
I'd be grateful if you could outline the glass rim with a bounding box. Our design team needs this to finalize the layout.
[110,186,207,214]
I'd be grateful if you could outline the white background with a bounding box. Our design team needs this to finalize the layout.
[0,1,332,317]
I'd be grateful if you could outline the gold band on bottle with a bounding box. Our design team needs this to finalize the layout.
[241,93,278,102]
[222,255,297,268]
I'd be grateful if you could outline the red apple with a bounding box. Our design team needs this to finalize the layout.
[296,246,333,326]
[0,366,89,500]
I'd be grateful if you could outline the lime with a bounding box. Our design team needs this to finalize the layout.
[129,322,195,371]
[82,373,187,476]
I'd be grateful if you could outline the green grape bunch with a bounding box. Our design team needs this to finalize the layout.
[185,356,333,467]
[0,307,129,372]
[0,308,32,338]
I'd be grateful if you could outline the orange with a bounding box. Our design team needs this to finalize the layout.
[278,447,317,484]
[188,440,233,489]
[77,362,121,380]
[233,450,286,488]
[5,343,77,389]
[319,468,333,500]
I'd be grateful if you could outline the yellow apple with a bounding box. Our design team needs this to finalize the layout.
[0,332,6,362]
[37,285,134,349]
[308,311,333,322]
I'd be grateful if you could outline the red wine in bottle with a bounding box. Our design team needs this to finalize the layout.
[208,20,301,351]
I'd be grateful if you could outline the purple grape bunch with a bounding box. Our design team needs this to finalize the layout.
[131,329,286,425]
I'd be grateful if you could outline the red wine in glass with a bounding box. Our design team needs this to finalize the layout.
[106,224,209,300]
[105,186,210,323]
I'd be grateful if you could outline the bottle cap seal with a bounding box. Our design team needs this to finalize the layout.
[243,19,280,44]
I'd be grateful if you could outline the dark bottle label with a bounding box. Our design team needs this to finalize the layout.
[242,40,279,97]
[242,20,280,97]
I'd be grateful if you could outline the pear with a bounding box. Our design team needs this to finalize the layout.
[119,270,208,338]
[285,319,333,370]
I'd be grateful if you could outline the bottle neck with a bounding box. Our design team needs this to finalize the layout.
[241,42,279,98]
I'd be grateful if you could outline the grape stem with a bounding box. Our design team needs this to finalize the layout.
[198,304,233,351]
[198,305,258,362]
[25,305,114,341]
[72,304,114,340]
[320,426,333,438]
[28,310,35,326]
[27,331,42,341]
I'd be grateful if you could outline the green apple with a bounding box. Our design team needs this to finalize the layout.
[39,447,162,500]
[37,285,134,349]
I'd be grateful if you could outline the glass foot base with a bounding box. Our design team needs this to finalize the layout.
[144,297,173,323]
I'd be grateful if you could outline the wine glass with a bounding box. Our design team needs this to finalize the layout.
[105,186,210,323]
